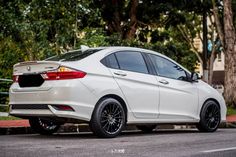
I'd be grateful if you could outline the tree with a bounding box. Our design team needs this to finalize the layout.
[95,0,224,84]
[223,0,236,105]
[0,0,199,78]
[0,1,201,110]
[212,0,236,105]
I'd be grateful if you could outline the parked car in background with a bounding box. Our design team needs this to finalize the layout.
[9,46,226,138]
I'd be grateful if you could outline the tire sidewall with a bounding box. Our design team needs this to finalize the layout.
[199,100,221,132]
[91,98,126,138]
[29,118,60,135]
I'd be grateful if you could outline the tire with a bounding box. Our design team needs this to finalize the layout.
[90,98,126,138]
[136,125,156,132]
[29,118,60,135]
[197,100,221,132]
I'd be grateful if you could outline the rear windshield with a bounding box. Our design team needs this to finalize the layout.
[45,49,102,62]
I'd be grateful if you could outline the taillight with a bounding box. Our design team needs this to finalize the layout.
[41,66,86,80]
[51,105,74,111]
[13,75,19,82]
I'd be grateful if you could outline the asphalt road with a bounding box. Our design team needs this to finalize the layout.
[1,129,236,157]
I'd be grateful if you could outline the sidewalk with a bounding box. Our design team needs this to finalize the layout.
[0,119,92,135]
[226,115,236,123]
[1,115,236,135]
[0,120,29,128]
[0,119,32,135]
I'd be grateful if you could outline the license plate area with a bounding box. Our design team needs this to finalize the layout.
[18,74,44,87]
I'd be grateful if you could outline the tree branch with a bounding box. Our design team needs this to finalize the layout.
[212,0,224,48]
[177,25,203,65]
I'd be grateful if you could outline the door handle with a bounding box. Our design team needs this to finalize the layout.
[159,80,169,85]
[114,71,127,76]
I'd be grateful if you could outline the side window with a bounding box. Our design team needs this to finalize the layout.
[149,54,187,80]
[101,53,119,69]
[115,51,148,74]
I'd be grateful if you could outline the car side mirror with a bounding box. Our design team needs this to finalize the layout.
[191,72,200,82]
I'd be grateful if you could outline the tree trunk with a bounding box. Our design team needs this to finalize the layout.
[104,0,122,36]
[202,69,209,83]
[223,0,236,106]
[125,0,138,40]
[202,8,209,83]
[208,50,216,85]
[212,0,224,47]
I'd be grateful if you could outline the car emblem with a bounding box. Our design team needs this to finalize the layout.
[27,66,31,71]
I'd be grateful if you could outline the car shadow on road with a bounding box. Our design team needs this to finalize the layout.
[121,129,199,137]
[15,128,212,140]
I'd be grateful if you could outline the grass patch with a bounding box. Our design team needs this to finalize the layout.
[0,116,21,120]
[227,106,236,116]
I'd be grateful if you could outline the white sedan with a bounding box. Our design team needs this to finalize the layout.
[9,46,226,138]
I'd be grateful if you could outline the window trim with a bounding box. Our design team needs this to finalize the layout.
[114,51,150,74]
[114,53,120,69]
[100,53,120,69]
[101,50,154,75]
[142,53,156,75]
[146,53,191,82]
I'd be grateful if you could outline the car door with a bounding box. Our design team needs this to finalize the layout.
[147,53,199,120]
[103,51,159,119]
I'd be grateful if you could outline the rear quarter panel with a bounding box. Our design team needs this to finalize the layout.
[61,51,134,120]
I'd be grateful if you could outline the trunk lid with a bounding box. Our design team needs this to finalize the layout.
[13,61,60,75]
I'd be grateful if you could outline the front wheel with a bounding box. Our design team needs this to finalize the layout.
[29,118,60,135]
[197,100,221,132]
[90,98,126,138]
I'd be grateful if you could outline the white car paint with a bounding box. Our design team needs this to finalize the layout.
[9,47,227,125]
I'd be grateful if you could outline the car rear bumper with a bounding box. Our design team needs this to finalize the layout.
[9,80,97,122]
[9,104,92,122]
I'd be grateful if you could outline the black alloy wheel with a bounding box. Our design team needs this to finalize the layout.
[90,98,126,138]
[29,117,60,135]
[197,100,221,132]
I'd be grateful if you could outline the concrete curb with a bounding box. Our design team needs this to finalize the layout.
[1,122,235,135]
[0,127,33,135]
[224,122,236,128]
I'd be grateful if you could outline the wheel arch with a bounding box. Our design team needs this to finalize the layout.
[199,98,221,118]
[92,94,128,122]
[197,98,222,132]
[203,98,221,109]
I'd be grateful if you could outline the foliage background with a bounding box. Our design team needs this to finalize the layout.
[1,0,205,109]
[0,0,199,81]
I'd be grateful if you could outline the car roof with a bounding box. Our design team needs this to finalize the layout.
[67,46,191,73]
[75,46,163,55]
[88,46,171,61]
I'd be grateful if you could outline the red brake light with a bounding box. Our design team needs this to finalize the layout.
[41,66,86,80]
[51,105,74,111]
[13,75,19,82]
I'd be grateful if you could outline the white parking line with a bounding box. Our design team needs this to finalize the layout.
[202,147,236,153]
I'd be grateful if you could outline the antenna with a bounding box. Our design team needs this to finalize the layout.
[80,45,89,52]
